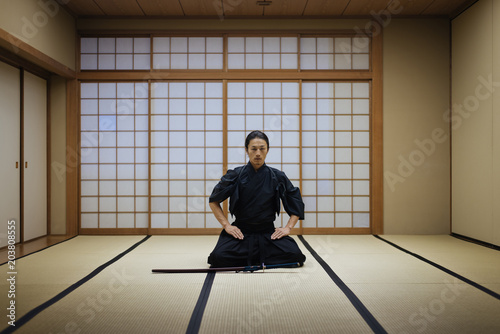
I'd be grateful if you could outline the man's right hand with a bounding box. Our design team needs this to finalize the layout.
[224,225,244,240]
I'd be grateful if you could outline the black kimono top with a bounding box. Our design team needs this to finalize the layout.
[209,162,305,225]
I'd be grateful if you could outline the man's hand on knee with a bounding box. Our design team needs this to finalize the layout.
[271,226,291,240]
[225,225,244,240]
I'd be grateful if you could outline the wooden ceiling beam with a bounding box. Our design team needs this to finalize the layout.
[136,0,185,16]
[56,0,475,18]
[93,0,146,16]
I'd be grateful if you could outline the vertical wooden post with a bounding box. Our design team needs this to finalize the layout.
[66,78,79,236]
[371,22,384,235]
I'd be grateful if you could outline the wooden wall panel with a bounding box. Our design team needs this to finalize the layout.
[23,72,48,242]
[0,61,21,247]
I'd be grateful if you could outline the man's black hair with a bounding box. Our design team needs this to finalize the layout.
[245,130,269,150]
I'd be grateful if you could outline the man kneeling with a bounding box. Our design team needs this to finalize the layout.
[208,131,306,267]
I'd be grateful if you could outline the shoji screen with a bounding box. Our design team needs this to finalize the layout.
[150,81,223,229]
[227,37,298,69]
[227,81,300,227]
[78,33,378,234]
[300,36,370,70]
[80,82,150,230]
[80,37,151,70]
[302,82,370,229]
[152,37,223,70]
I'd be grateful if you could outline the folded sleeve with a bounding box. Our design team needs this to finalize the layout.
[209,168,240,203]
[277,172,305,220]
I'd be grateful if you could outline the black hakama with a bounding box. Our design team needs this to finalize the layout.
[208,162,306,267]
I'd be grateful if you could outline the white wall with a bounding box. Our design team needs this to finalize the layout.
[452,0,500,246]
[0,0,75,70]
[383,19,451,234]
[50,76,67,235]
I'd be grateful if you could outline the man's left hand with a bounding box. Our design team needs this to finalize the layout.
[271,227,291,240]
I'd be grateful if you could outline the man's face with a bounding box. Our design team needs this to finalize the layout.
[246,138,268,170]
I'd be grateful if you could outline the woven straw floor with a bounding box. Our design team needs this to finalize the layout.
[1,235,499,334]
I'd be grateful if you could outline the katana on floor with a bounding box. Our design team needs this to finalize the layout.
[152,262,303,273]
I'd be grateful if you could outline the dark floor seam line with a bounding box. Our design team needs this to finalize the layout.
[298,235,388,334]
[185,271,216,334]
[450,233,500,251]
[0,235,79,266]
[374,235,500,300]
[0,235,152,334]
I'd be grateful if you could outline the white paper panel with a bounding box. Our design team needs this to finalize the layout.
[318,213,334,227]
[117,181,134,195]
[353,37,370,53]
[353,164,370,179]
[353,213,370,228]
[153,54,170,69]
[171,54,188,69]
[317,164,334,179]
[151,181,169,196]
[318,196,334,211]
[317,180,334,196]
[264,54,280,69]
[336,197,352,211]
[136,164,148,179]
[116,55,133,70]
[81,181,98,196]
[81,38,98,53]
[81,214,98,228]
[317,38,334,53]
[98,55,115,70]
[335,213,352,227]
[300,38,316,53]
[207,37,223,52]
[151,197,168,212]
[99,38,115,53]
[353,54,369,69]
[151,213,168,228]
[335,181,352,195]
[136,197,148,211]
[116,38,133,53]
[135,213,147,227]
[153,37,170,52]
[100,164,117,179]
[81,55,98,70]
[99,181,116,196]
[353,197,370,211]
[118,197,134,211]
[81,197,98,212]
[117,214,134,227]
[171,37,188,52]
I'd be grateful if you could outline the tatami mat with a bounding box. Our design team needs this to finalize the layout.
[2,235,500,334]
[303,235,500,333]
[10,236,219,334]
[0,235,145,319]
[200,236,373,334]
[382,235,500,293]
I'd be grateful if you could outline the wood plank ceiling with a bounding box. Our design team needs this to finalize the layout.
[56,0,476,18]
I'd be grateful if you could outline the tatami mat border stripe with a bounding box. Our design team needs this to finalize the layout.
[298,235,388,334]
[451,233,500,251]
[0,235,152,334]
[0,235,78,267]
[186,271,216,334]
[374,235,500,300]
